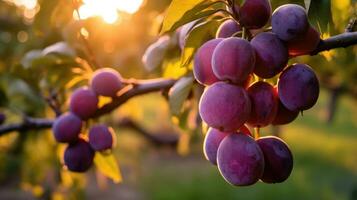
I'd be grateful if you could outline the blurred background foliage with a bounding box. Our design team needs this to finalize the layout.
[0,0,356,199]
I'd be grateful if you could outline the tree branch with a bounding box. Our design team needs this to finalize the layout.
[311,32,357,55]
[0,30,357,136]
[0,117,53,136]
[0,78,176,136]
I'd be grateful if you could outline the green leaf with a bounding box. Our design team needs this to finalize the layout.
[169,76,194,116]
[181,18,224,68]
[161,0,221,34]
[162,57,188,79]
[94,152,122,183]
[306,0,333,33]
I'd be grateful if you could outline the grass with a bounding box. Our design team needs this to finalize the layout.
[138,90,357,200]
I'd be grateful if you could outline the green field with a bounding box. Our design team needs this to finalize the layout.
[139,90,357,200]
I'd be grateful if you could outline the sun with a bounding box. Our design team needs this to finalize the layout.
[77,0,144,24]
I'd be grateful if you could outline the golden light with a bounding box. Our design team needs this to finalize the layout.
[77,0,143,24]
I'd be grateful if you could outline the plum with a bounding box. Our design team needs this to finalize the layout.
[272,4,309,41]
[64,139,95,172]
[199,82,251,132]
[90,68,123,97]
[69,87,99,120]
[89,125,116,151]
[203,126,252,165]
[278,63,319,111]
[247,81,279,127]
[203,128,231,165]
[212,38,255,84]
[257,136,293,183]
[193,38,223,85]
[251,32,288,78]
[52,112,82,143]
[216,19,241,38]
[287,26,321,56]
[272,87,299,125]
[239,0,272,29]
[217,134,265,186]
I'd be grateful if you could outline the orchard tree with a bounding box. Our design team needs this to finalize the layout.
[0,0,356,197]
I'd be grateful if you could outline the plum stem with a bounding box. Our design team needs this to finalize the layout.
[254,127,260,139]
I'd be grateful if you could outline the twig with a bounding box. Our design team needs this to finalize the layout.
[0,78,176,135]
[310,32,357,55]
[0,30,357,135]
[117,117,179,147]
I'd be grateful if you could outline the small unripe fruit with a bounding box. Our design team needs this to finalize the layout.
[69,87,98,120]
[247,81,279,127]
[212,38,255,84]
[52,112,82,143]
[278,64,319,111]
[193,39,223,85]
[217,134,265,186]
[216,19,241,38]
[272,4,309,41]
[90,68,123,97]
[239,0,272,29]
[199,82,251,132]
[64,139,95,172]
[251,32,288,78]
[89,125,116,151]
[257,136,293,183]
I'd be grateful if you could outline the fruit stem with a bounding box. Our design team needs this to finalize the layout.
[254,128,260,139]
[242,27,247,39]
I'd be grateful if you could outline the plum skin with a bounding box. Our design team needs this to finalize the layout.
[89,125,116,151]
[52,112,82,143]
[247,81,279,127]
[278,63,320,111]
[216,19,241,38]
[287,26,321,56]
[90,68,123,97]
[203,126,252,165]
[193,39,223,85]
[272,4,309,41]
[257,136,293,183]
[69,87,99,120]
[217,134,265,186]
[203,128,231,165]
[272,86,299,125]
[199,82,251,132]
[64,139,95,172]
[212,38,255,84]
[251,32,288,79]
[239,0,272,29]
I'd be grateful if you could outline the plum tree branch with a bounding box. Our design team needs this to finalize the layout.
[0,78,176,136]
[311,32,357,55]
[0,31,357,136]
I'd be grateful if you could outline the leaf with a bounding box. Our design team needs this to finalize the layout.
[161,0,221,34]
[169,76,194,116]
[306,0,333,33]
[181,18,223,68]
[94,152,122,183]
[162,57,188,79]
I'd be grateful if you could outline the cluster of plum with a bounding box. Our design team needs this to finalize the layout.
[193,2,320,186]
[52,68,123,172]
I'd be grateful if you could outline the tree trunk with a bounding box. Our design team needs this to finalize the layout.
[326,86,342,124]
